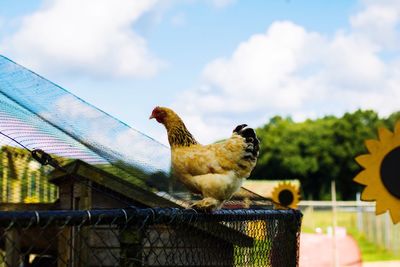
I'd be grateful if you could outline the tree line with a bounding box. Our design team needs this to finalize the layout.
[249,110,400,200]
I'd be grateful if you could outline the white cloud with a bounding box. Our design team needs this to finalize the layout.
[174,0,400,143]
[350,0,400,50]
[1,0,164,78]
[201,22,323,110]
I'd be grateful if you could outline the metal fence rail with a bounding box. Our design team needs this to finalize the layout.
[0,208,302,267]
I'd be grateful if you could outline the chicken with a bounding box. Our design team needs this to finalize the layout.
[150,106,259,211]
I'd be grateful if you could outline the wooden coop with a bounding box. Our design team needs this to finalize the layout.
[50,160,256,266]
[0,156,259,266]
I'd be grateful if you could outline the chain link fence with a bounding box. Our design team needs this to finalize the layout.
[0,208,301,267]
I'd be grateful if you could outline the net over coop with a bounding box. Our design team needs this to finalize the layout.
[0,55,302,267]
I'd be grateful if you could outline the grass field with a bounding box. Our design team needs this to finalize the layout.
[301,208,400,262]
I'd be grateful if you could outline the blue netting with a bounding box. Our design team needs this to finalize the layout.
[0,55,171,170]
[0,55,172,196]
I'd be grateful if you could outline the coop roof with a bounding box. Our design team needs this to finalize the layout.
[50,159,183,208]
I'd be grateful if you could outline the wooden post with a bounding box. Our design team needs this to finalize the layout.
[57,180,74,267]
[75,181,91,266]
[55,175,93,267]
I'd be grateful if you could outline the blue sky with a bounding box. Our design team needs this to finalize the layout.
[0,0,399,145]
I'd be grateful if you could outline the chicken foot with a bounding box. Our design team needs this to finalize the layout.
[190,197,222,212]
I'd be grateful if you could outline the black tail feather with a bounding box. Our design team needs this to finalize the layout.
[233,124,247,133]
[241,128,256,139]
[233,124,260,160]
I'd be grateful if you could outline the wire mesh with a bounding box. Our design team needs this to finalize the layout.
[0,208,302,267]
[0,55,302,266]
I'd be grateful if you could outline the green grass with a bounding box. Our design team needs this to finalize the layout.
[301,209,400,262]
[348,229,400,262]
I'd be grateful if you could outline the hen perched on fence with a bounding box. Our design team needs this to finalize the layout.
[150,106,259,211]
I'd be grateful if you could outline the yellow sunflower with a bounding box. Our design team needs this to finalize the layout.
[354,121,400,224]
[271,181,300,209]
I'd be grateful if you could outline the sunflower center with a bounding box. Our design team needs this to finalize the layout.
[380,146,400,199]
[278,189,294,206]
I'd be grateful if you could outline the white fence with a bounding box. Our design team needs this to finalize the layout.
[299,200,400,254]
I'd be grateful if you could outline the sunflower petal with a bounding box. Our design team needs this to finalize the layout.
[395,121,400,134]
[355,154,373,168]
[375,201,387,215]
[364,139,380,154]
[378,127,393,142]
[353,170,369,185]
[360,186,377,201]
[389,209,400,224]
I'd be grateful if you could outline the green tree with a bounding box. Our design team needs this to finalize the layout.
[250,109,398,200]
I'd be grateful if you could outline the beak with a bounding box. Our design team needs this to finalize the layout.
[149,114,155,120]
